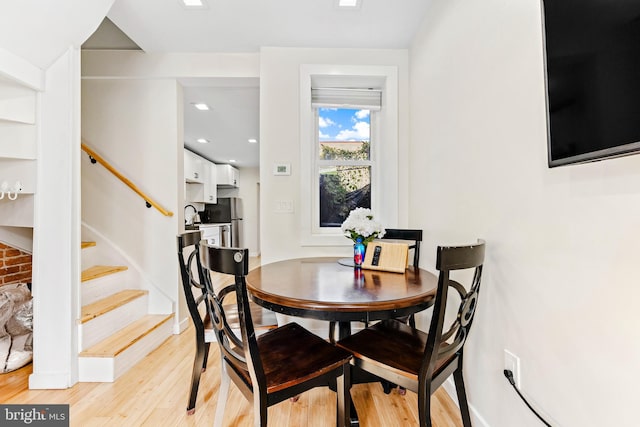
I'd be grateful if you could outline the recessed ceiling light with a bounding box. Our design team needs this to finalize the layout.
[248,138,258,144]
[197,138,209,144]
[192,103,210,111]
[337,0,361,8]
[180,0,208,9]
[229,159,237,163]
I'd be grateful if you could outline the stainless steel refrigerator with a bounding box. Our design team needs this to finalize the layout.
[204,197,243,247]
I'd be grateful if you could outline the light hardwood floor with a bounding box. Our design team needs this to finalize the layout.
[0,257,464,426]
[1,327,463,426]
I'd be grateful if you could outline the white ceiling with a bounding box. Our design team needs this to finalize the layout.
[0,0,114,69]
[94,0,430,168]
[106,0,431,54]
[181,80,260,168]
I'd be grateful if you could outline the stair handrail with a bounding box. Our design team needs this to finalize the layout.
[81,141,174,217]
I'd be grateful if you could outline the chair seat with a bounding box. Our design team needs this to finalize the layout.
[233,322,352,394]
[337,319,452,381]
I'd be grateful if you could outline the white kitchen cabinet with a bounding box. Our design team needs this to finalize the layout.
[203,161,217,203]
[217,164,239,188]
[185,181,203,203]
[184,149,204,183]
[185,150,217,203]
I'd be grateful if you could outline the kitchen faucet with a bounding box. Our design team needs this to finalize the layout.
[184,204,198,225]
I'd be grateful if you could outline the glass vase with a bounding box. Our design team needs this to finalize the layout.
[353,240,365,267]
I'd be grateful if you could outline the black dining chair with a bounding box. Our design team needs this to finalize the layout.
[337,239,485,427]
[198,242,353,427]
[382,228,423,268]
[176,231,278,415]
[329,228,424,343]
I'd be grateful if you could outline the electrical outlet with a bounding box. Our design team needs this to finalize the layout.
[504,349,521,389]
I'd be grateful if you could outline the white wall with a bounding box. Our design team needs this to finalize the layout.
[237,166,260,256]
[409,1,640,426]
[0,226,33,253]
[30,48,82,389]
[259,47,410,264]
[81,78,182,326]
[81,51,260,80]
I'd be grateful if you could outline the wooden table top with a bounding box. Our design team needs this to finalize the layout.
[246,257,438,322]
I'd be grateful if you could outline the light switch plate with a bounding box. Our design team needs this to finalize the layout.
[274,200,294,213]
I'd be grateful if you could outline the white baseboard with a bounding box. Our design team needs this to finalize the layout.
[28,372,72,389]
[442,378,491,427]
[174,316,190,334]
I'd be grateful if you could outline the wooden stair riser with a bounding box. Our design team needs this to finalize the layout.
[81,249,125,272]
[80,294,148,351]
[78,315,173,382]
[82,270,132,306]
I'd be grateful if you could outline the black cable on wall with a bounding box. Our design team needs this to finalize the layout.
[503,370,553,427]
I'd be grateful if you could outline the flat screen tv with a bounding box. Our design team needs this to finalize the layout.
[543,0,640,167]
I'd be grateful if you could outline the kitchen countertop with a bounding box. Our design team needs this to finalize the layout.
[185,223,230,231]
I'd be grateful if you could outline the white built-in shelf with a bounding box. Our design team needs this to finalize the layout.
[0,49,42,230]
[0,122,37,159]
[0,78,37,124]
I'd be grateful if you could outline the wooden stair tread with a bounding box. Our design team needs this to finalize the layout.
[80,289,148,324]
[79,314,173,358]
[82,265,127,282]
[81,241,96,249]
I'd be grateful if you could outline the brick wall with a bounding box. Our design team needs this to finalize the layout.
[0,243,32,286]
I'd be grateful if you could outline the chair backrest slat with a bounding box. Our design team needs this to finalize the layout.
[381,228,423,267]
[421,239,485,380]
[199,243,249,276]
[180,229,202,248]
[436,241,485,271]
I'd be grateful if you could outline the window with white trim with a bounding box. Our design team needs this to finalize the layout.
[299,65,399,246]
[314,100,378,229]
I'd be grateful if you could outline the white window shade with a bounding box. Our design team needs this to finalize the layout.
[311,87,382,110]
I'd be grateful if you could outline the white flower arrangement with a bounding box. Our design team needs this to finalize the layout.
[341,207,385,245]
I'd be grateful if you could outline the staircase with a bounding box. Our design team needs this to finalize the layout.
[78,240,173,382]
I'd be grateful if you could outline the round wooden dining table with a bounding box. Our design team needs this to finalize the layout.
[246,257,439,340]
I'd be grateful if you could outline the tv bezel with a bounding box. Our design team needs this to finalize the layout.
[541,0,640,168]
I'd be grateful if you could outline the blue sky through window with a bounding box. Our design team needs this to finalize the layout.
[318,108,370,142]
